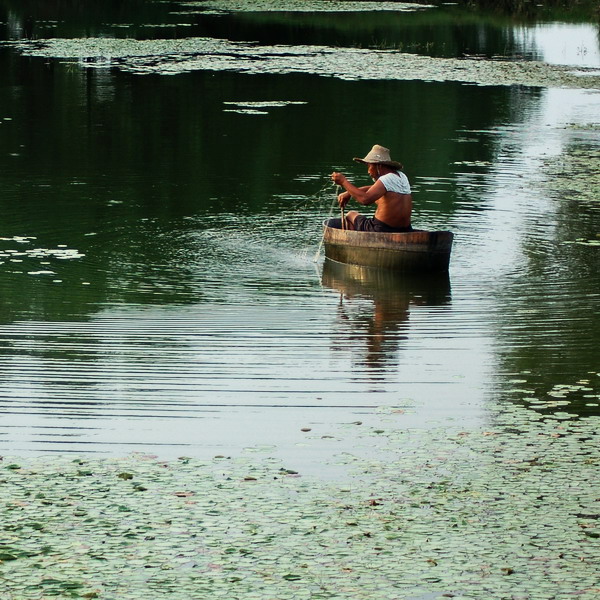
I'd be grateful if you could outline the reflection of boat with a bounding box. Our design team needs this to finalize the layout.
[321,260,451,371]
[322,259,451,306]
[323,222,453,273]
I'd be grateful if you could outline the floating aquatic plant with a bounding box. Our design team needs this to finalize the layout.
[0,395,598,599]
[223,100,307,115]
[5,37,600,89]
[543,146,600,204]
[541,146,600,252]
[0,246,84,262]
[223,101,307,108]
[180,0,431,13]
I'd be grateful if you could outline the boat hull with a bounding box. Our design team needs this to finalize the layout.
[323,223,453,273]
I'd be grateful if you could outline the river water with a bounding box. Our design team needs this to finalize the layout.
[0,0,598,475]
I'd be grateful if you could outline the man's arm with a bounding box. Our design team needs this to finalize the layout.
[337,185,369,207]
[331,172,386,207]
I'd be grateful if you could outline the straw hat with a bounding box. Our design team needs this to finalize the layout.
[353,144,403,170]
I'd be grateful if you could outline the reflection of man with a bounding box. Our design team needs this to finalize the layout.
[324,261,451,373]
[330,145,413,232]
[333,290,410,373]
[323,262,411,372]
[363,296,410,370]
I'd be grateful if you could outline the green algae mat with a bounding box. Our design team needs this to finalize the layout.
[6,37,600,89]
[1,385,599,600]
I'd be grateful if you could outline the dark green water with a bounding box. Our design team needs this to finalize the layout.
[0,0,598,469]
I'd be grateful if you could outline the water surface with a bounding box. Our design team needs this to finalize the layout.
[0,0,598,475]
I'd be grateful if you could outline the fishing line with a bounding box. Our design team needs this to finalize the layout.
[313,183,341,263]
[265,177,339,263]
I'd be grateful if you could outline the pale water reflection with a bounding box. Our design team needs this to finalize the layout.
[0,257,490,475]
[514,23,600,68]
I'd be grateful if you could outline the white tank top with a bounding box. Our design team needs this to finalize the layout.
[379,171,411,194]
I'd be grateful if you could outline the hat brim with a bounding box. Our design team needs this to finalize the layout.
[353,157,403,169]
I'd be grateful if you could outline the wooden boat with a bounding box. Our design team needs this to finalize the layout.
[322,222,453,273]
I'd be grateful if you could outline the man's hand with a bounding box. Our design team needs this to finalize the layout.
[331,171,347,186]
[337,191,351,208]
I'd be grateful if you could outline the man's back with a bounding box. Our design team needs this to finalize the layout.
[374,191,412,229]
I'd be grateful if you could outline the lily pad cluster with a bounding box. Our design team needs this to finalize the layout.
[223,100,307,115]
[541,145,600,246]
[0,237,84,280]
[5,37,600,89]
[180,0,430,12]
[507,375,600,413]
[1,395,598,599]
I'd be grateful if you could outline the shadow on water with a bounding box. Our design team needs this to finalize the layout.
[321,260,451,373]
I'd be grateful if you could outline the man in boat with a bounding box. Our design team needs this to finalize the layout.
[330,144,413,232]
